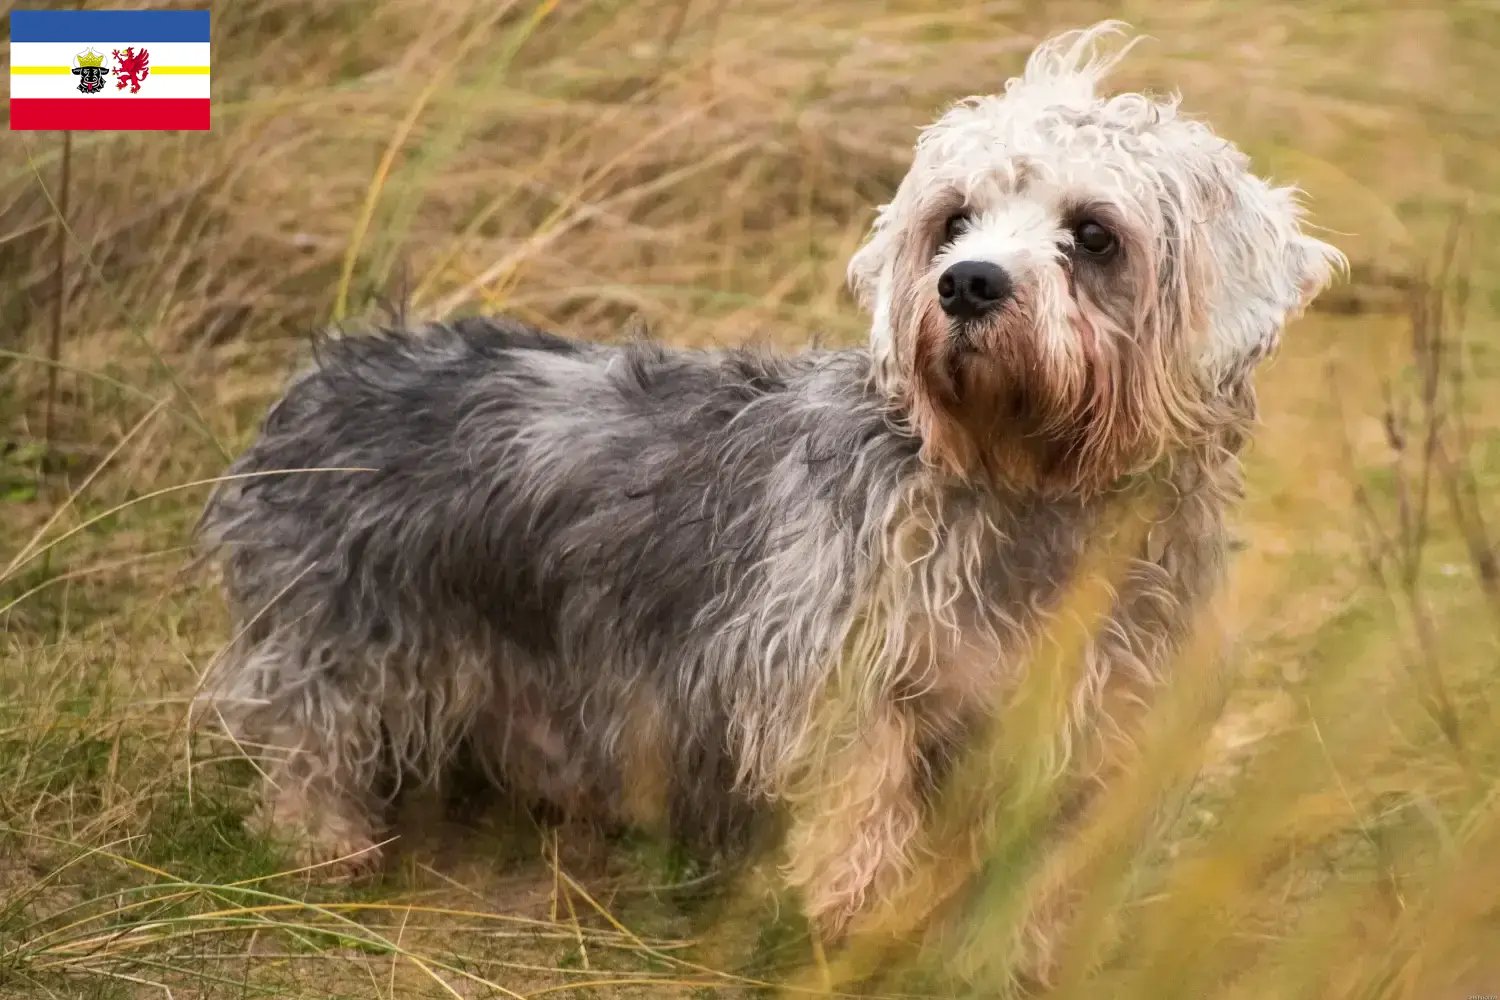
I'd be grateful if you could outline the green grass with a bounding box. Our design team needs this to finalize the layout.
[3,0,1500,997]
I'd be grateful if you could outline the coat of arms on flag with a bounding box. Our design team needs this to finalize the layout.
[70,47,111,94]
[10,10,210,131]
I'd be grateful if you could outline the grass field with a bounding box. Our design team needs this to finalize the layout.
[3,1,1500,997]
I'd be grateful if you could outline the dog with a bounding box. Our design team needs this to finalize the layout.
[196,21,1340,984]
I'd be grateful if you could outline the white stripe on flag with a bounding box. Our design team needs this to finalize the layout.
[9,73,210,99]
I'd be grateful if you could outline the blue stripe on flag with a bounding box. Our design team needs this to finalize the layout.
[9,10,210,43]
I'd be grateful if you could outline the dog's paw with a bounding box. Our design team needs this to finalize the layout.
[287,831,385,880]
[1009,940,1061,996]
[255,792,385,880]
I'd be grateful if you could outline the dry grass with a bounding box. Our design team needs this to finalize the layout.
[3,0,1500,997]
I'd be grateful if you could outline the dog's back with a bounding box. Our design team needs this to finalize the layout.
[198,316,916,860]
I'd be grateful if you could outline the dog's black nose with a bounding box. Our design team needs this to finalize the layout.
[937,261,1012,320]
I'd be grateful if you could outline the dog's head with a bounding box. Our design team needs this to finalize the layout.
[849,21,1344,493]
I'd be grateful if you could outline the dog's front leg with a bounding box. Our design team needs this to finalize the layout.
[1002,480,1234,988]
[781,706,924,939]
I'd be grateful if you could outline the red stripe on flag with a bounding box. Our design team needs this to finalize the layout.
[10,99,210,131]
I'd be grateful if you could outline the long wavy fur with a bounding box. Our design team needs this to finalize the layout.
[196,20,1340,985]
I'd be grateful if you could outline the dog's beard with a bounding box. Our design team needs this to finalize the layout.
[901,289,1154,493]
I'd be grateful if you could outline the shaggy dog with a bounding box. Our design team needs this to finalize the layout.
[197,21,1340,983]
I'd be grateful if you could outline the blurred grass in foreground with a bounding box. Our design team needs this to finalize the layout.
[3,0,1500,997]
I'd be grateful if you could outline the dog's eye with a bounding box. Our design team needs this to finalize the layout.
[942,213,971,248]
[1072,220,1117,258]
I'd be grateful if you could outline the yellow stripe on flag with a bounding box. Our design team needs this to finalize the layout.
[10,65,209,75]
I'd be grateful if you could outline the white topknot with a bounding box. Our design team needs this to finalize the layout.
[1013,20,1143,103]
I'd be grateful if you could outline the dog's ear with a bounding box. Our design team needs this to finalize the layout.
[1261,181,1344,318]
[1289,220,1345,315]
[848,203,897,312]
[1199,173,1345,389]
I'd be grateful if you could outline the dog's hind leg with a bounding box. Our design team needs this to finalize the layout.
[206,641,392,878]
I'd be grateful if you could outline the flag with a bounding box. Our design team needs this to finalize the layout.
[9,10,210,131]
